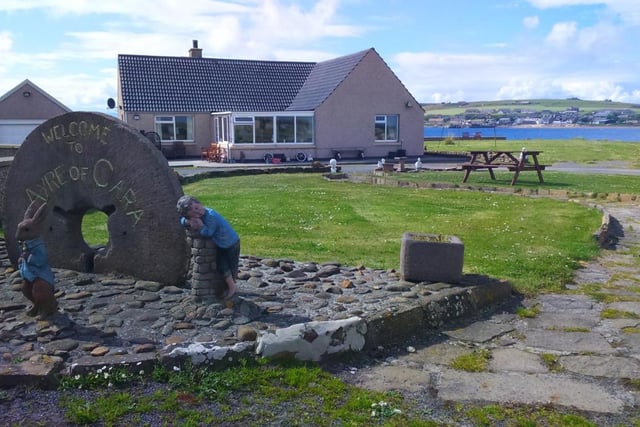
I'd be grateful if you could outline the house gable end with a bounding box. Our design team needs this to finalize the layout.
[286,49,370,111]
[0,79,71,120]
[363,49,421,109]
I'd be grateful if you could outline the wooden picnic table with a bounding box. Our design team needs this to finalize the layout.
[461,149,547,185]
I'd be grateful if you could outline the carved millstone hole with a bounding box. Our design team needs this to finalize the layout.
[77,205,114,271]
[3,111,190,284]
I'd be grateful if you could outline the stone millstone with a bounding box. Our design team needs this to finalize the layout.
[2,112,189,284]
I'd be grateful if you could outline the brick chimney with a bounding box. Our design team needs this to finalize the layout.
[189,40,202,58]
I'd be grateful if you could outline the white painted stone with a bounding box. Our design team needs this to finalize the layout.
[256,317,366,361]
[167,342,254,364]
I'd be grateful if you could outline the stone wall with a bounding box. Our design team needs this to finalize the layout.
[187,232,226,301]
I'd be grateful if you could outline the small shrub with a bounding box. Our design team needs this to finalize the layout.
[563,327,590,332]
[541,354,563,372]
[601,308,640,319]
[59,364,145,390]
[450,349,490,372]
[517,304,540,318]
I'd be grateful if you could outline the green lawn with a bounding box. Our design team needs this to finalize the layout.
[183,174,601,295]
[395,169,640,195]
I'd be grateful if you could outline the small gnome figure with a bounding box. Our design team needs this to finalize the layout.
[15,201,57,319]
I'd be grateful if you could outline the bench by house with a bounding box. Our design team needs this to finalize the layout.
[332,148,365,160]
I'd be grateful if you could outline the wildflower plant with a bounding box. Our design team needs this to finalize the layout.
[59,363,146,390]
[370,400,402,421]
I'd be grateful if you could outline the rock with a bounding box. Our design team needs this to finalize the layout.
[237,325,258,342]
[42,338,79,354]
[133,343,156,354]
[316,265,341,278]
[174,322,195,330]
[165,336,184,345]
[339,279,354,288]
[135,281,163,291]
[90,346,109,356]
[256,317,366,362]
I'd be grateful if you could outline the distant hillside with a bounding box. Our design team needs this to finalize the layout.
[422,99,640,115]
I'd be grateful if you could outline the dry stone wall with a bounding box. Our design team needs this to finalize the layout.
[187,231,226,301]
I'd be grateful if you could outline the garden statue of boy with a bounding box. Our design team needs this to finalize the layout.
[177,195,240,299]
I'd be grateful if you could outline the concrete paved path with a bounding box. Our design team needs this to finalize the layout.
[332,200,640,423]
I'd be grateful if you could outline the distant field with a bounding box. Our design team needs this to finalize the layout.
[424,138,640,166]
[422,98,640,115]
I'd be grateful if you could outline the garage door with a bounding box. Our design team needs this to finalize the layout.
[0,120,44,145]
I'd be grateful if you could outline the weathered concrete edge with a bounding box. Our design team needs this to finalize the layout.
[1,280,515,389]
[153,279,514,367]
[362,279,514,351]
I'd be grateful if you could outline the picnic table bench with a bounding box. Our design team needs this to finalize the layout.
[461,149,548,185]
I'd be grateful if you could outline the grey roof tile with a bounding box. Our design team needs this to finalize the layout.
[287,49,370,111]
[118,55,315,112]
[118,48,375,113]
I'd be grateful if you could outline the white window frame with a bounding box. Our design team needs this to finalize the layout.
[230,112,314,145]
[214,115,230,143]
[154,115,194,142]
[374,114,399,142]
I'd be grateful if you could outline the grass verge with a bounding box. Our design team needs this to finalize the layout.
[392,169,640,196]
[47,359,608,427]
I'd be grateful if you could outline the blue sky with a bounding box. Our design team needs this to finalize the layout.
[1,0,640,112]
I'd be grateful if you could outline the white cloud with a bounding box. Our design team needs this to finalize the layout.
[392,44,640,104]
[545,21,577,45]
[527,0,640,25]
[523,15,540,29]
[574,22,619,52]
[0,31,12,75]
[240,0,364,58]
[527,0,603,8]
[393,51,535,103]
[3,0,640,109]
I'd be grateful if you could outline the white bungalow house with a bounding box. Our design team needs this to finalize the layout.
[0,79,71,147]
[116,41,424,162]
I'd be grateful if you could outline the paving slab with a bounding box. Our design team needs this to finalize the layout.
[524,311,601,329]
[522,330,617,354]
[489,348,549,373]
[607,301,640,316]
[442,320,515,343]
[436,370,631,414]
[560,355,640,379]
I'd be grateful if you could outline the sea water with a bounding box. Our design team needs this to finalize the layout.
[424,126,640,142]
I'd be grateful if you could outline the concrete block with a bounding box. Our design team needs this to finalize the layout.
[400,232,464,284]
